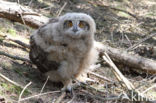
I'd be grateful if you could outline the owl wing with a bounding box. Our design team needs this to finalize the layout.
[29,18,60,73]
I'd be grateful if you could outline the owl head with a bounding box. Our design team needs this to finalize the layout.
[57,13,96,39]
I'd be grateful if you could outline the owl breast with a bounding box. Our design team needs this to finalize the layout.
[47,36,93,63]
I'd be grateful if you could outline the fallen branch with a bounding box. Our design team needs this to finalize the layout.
[95,42,156,74]
[0,33,30,49]
[0,0,49,29]
[0,51,31,63]
[8,39,30,49]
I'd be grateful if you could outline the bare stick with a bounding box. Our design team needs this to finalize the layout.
[127,33,156,51]
[0,0,49,29]
[56,2,67,17]
[89,71,113,83]
[0,72,22,88]
[18,91,60,102]
[141,84,156,94]
[18,82,32,103]
[22,12,40,16]
[0,51,31,63]
[19,13,26,25]
[125,34,132,47]
[76,80,106,93]
[103,52,134,90]
[0,33,30,49]
[28,0,33,7]
[16,0,26,25]
[40,76,49,94]
[8,39,30,49]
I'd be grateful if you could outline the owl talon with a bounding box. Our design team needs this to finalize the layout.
[61,85,73,95]
[61,83,72,91]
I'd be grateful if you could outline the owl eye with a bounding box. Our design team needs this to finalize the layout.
[67,21,73,27]
[79,21,84,28]
[64,20,73,28]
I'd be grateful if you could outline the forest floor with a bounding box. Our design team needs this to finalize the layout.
[0,0,156,103]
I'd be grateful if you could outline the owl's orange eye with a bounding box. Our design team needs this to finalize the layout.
[79,21,84,28]
[67,21,73,27]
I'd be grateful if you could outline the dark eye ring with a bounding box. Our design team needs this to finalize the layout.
[79,21,89,30]
[79,21,85,28]
[64,20,73,28]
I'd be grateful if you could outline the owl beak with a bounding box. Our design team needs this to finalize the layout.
[72,25,78,32]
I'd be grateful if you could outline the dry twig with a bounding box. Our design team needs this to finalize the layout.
[56,2,67,17]
[103,52,134,90]
[18,82,32,103]
[89,71,113,83]
[127,33,156,51]
[141,84,156,95]
[40,76,49,94]
[18,91,60,102]
[0,71,22,88]
[0,33,30,49]
[125,34,132,47]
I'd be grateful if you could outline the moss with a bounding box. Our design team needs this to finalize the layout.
[13,85,30,96]
[117,11,131,18]
[0,82,30,97]
[7,29,17,36]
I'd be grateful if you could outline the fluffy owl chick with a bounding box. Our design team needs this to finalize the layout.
[29,13,98,91]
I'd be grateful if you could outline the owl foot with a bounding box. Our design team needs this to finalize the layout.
[61,84,72,92]
[61,79,73,94]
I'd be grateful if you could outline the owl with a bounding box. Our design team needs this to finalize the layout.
[29,13,98,91]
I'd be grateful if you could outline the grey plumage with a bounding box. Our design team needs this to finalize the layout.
[29,13,98,91]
